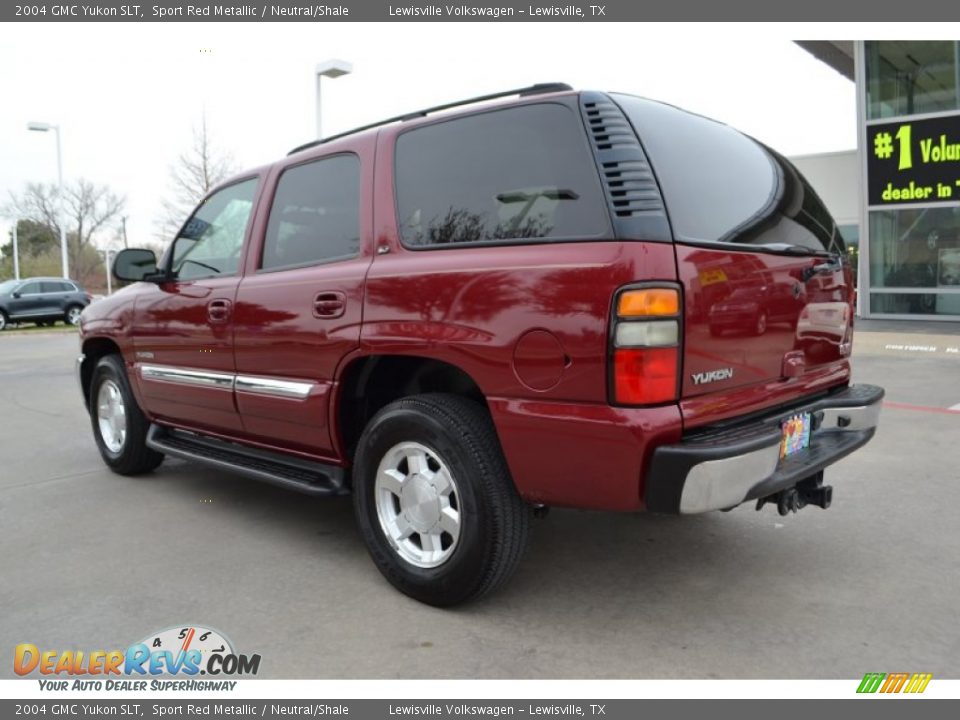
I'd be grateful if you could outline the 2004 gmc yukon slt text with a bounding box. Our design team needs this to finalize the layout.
[76,84,883,606]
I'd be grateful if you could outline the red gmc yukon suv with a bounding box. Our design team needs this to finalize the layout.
[77,84,883,606]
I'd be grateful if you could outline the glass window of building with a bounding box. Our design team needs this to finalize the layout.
[838,224,860,287]
[866,41,960,120]
[868,206,960,316]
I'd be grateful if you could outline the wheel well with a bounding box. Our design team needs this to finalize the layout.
[337,356,485,461]
[80,337,122,408]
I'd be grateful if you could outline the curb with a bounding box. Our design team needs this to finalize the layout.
[854,330,960,358]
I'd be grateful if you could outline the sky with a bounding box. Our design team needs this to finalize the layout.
[0,22,868,258]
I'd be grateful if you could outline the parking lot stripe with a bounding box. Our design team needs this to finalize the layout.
[884,401,960,415]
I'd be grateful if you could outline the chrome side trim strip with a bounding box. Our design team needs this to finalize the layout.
[76,354,86,399]
[140,364,235,390]
[235,375,313,399]
[138,364,314,399]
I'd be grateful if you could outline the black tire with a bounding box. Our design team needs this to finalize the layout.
[89,354,164,475]
[754,311,768,336]
[0,310,7,331]
[353,393,529,607]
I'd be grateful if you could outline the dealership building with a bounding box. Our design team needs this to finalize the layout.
[799,41,960,321]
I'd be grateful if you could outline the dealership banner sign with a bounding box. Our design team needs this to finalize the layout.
[868,113,960,207]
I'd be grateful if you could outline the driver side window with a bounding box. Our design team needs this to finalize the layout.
[171,178,259,280]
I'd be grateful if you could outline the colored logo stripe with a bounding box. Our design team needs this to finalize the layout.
[857,672,932,694]
[905,673,933,693]
[880,672,909,693]
[857,673,885,693]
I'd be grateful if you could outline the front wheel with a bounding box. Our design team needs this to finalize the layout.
[89,355,164,475]
[353,393,530,606]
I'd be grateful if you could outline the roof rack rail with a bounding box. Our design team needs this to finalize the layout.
[287,82,573,156]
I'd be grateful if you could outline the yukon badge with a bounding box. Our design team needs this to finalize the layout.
[691,368,734,385]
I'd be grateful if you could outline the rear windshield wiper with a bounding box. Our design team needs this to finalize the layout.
[495,188,580,203]
[751,242,831,256]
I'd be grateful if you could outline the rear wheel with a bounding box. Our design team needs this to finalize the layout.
[65,305,83,326]
[754,311,768,336]
[353,393,529,606]
[89,355,164,475]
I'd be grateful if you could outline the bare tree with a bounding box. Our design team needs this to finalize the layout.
[156,116,237,241]
[3,179,126,286]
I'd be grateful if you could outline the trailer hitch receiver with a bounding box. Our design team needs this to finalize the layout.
[756,472,832,515]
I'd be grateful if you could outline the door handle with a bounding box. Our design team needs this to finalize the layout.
[313,291,346,319]
[207,299,232,323]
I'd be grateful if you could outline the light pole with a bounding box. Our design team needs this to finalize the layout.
[100,248,114,296]
[12,222,20,281]
[315,59,352,140]
[27,121,69,280]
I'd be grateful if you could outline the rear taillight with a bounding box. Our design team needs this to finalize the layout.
[611,287,681,405]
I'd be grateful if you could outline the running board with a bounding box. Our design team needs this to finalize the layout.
[146,424,347,496]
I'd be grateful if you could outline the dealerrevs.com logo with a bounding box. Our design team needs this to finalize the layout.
[14,625,261,691]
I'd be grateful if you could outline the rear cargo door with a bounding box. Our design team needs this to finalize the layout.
[612,95,853,426]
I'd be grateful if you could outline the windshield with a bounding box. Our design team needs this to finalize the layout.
[0,279,20,294]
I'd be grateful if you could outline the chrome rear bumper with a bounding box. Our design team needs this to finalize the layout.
[645,384,884,514]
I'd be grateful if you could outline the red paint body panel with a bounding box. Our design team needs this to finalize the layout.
[230,136,376,456]
[675,243,853,430]
[131,276,244,434]
[488,398,682,511]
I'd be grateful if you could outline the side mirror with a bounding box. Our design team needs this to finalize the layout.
[113,248,160,282]
[11,292,20,299]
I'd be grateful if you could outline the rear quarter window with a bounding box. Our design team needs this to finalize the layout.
[395,103,611,248]
[612,94,841,253]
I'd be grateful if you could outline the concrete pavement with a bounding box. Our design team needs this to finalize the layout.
[1,330,957,678]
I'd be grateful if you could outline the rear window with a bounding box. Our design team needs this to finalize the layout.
[612,94,841,253]
[395,103,610,248]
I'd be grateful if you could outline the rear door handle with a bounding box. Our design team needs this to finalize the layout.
[207,299,232,323]
[313,291,346,318]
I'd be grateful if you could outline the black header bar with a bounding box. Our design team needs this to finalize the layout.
[4,0,960,21]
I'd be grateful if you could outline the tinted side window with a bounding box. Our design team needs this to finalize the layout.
[41,282,63,293]
[613,94,840,252]
[172,178,259,280]
[261,155,361,271]
[19,282,42,294]
[395,103,610,247]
